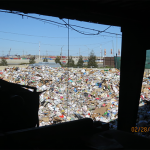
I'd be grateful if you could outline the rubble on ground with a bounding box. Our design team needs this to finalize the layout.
[1,66,150,138]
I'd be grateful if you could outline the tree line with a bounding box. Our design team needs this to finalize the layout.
[0,50,98,68]
[55,50,98,68]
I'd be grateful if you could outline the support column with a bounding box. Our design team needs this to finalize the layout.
[117,23,148,133]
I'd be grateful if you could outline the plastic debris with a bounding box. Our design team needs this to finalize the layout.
[2,66,150,138]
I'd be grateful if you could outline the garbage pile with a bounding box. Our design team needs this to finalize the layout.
[135,74,150,138]
[1,66,150,138]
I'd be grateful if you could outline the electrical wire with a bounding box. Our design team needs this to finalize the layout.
[0,30,122,39]
[0,10,122,36]
[0,37,115,46]
[0,30,69,39]
[0,10,122,58]
[79,40,113,54]
[61,19,112,35]
[0,10,66,26]
[63,21,121,36]
[0,37,39,45]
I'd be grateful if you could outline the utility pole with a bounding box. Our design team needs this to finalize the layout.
[116,53,117,69]
[116,34,117,56]
[23,50,24,57]
[100,45,102,62]
[9,48,11,57]
[61,46,64,59]
[61,48,62,59]
[101,49,102,68]
[112,40,114,57]
[46,50,48,58]
[110,57,111,69]
[39,42,40,60]
[79,48,80,56]
[104,49,105,67]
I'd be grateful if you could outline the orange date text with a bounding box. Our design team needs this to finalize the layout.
[131,127,150,132]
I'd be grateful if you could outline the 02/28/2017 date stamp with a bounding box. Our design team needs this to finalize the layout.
[131,127,150,132]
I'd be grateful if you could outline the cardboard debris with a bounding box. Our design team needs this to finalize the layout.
[53,117,63,122]
[93,107,108,115]
[4,65,150,136]
[144,88,149,94]
[42,117,49,122]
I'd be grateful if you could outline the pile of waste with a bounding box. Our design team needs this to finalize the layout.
[1,66,150,138]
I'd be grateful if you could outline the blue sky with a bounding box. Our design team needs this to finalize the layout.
[0,10,122,57]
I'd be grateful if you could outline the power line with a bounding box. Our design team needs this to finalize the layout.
[0,30,69,38]
[0,10,66,26]
[0,30,122,38]
[0,47,67,52]
[0,10,122,36]
[0,37,38,44]
[61,18,119,36]
[0,37,114,46]
[61,19,112,35]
